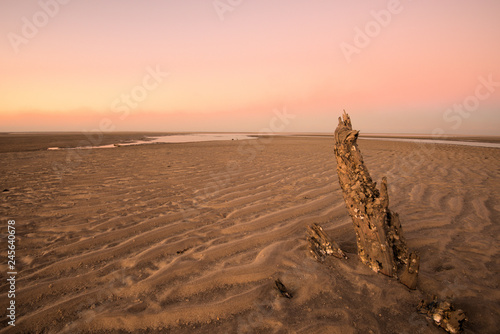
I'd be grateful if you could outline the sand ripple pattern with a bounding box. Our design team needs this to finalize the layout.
[0,137,499,333]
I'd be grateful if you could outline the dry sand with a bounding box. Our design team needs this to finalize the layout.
[0,135,499,333]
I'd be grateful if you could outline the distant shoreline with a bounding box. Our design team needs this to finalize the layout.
[1,132,499,153]
[359,133,500,144]
[285,133,500,144]
[358,137,500,149]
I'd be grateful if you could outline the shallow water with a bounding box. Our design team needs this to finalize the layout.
[46,133,500,150]
[126,134,257,145]
[47,134,257,150]
[360,137,500,149]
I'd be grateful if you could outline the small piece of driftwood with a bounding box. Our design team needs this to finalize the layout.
[307,223,347,262]
[275,279,293,298]
[333,111,419,288]
[418,296,467,334]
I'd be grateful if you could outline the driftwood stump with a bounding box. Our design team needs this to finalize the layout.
[333,111,419,289]
[307,223,347,262]
[418,297,467,334]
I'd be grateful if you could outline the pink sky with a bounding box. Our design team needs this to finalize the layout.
[1,0,499,135]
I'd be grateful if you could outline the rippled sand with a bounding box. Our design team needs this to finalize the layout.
[0,135,499,333]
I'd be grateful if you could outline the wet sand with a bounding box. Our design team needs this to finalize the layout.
[0,135,499,333]
[0,132,173,153]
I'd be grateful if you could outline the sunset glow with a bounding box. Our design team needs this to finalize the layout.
[1,0,499,134]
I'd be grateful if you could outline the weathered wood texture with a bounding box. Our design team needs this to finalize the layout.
[275,279,293,298]
[333,111,419,288]
[418,297,467,334]
[307,223,347,262]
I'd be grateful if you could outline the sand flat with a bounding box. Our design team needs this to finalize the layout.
[0,136,499,333]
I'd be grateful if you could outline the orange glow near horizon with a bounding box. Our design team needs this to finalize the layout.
[1,1,499,135]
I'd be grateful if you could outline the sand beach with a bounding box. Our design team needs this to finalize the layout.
[0,134,499,333]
